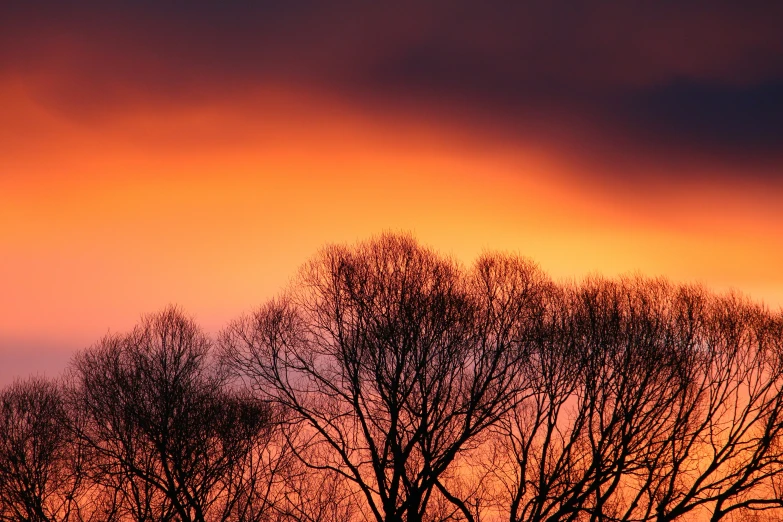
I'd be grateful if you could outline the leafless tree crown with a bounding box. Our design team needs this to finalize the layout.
[3,235,783,522]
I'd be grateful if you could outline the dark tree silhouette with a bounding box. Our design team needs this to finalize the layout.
[220,234,550,522]
[638,291,783,522]
[67,307,276,522]
[0,377,92,522]
[4,235,783,522]
[488,277,783,522]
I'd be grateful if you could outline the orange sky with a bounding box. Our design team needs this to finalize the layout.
[2,3,783,384]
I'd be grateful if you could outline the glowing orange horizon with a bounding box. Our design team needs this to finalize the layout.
[2,78,782,383]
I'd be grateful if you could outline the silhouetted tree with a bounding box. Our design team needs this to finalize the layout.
[5,236,783,522]
[637,292,783,522]
[270,458,358,522]
[489,277,783,522]
[221,234,550,522]
[67,307,276,522]
[0,377,92,522]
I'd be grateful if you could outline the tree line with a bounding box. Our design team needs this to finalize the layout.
[2,234,783,522]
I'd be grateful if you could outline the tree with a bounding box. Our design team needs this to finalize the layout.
[67,306,276,522]
[5,235,783,522]
[637,291,783,522]
[490,277,783,522]
[220,233,551,522]
[0,377,90,522]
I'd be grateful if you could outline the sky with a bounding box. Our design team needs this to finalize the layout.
[2,2,783,384]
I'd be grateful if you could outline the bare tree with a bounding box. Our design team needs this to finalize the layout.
[0,377,93,522]
[221,234,550,522]
[6,237,783,522]
[491,277,783,522]
[269,454,359,522]
[635,292,783,522]
[67,306,276,522]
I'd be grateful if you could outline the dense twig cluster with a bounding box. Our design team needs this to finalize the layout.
[2,234,783,522]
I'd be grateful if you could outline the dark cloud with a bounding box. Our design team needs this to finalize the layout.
[618,79,783,161]
[3,1,783,177]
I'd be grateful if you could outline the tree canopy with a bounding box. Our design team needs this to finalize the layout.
[2,234,783,522]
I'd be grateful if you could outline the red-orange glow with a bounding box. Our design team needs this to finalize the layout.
[2,72,782,383]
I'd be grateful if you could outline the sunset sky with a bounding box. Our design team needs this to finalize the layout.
[2,2,783,383]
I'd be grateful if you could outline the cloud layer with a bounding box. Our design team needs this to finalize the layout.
[4,2,783,179]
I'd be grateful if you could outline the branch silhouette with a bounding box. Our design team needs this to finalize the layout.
[2,234,783,522]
